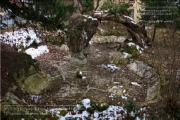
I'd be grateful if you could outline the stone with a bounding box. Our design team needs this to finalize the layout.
[109,52,128,65]
[28,65,37,75]
[108,86,123,97]
[90,35,126,44]
[128,60,161,104]
[5,91,20,104]
[15,70,52,94]
[60,44,69,51]
[66,15,98,59]
[146,81,161,103]
[18,69,26,80]
[127,60,157,79]
[21,71,52,94]
[70,57,88,66]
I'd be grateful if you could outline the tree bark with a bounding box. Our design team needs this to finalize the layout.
[93,11,151,48]
[94,0,101,10]
[152,25,156,43]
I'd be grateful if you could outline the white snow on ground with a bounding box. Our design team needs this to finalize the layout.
[0,28,49,59]
[60,116,66,120]
[25,45,49,59]
[123,52,132,58]
[88,16,98,21]
[19,98,146,120]
[83,15,98,21]
[131,82,141,86]
[94,111,99,118]
[82,98,91,109]
[127,42,136,46]
[0,28,41,48]
[98,64,120,72]
[121,95,128,100]
[127,42,144,54]
[82,111,90,117]
[136,45,143,54]
[29,94,42,103]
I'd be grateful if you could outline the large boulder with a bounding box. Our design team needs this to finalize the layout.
[127,60,161,104]
[90,35,126,44]
[128,60,157,78]
[66,15,98,60]
[1,43,52,104]
[14,67,52,94]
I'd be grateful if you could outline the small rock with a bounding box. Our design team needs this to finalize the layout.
[109,52,129,65]
[60,44,69,51]
[127,60,157,78]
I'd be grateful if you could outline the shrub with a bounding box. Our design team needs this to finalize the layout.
[125,45,140,57]
[60,110,68,116]
[124,99,140,119]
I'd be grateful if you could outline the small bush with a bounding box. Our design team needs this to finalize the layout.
[60,110,68,116]
[124,99,140,119]
[125,45,140,57]
[91,101,109,112]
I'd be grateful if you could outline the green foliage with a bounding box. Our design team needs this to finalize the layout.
[106,29,125,36]
[124,99,140,119]
[125,45,140,57]
[90,101,109,112]
[60,110,68,116]
[1,0,76,30]
[100,1,132,19]
[124,100,138,114]
[46,35,65,46]
[19,45,25,52]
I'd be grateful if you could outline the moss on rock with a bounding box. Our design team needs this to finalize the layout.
[14,70,52,94]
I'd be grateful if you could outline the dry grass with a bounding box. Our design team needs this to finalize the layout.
[140,25,180,119]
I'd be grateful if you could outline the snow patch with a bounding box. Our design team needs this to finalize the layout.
[82,98,91,109]
[121,96,128,100]
[131,82,141,86]
[38,98,146,120]
[127,42,136,46]
[82,111,90,117]
[122,52,131,58]
[94,111,99,118]
[0,28,41,48]
[29,94,42,103]
[98,64,120,72]
[25,45,49,59]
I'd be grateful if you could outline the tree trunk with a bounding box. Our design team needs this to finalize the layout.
[152,25,156,43]
[93,12,151,48]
